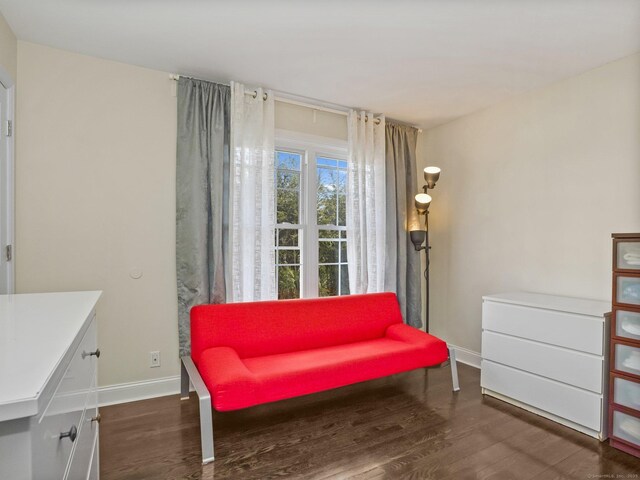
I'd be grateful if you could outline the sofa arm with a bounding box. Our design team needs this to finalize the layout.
[196,346,260,411]
[385,323,449,362]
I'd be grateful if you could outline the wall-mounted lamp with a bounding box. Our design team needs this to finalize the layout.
[410,166,442,332]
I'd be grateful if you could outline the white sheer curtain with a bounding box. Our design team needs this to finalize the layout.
[229,82,276,302]
[346,110,386,294]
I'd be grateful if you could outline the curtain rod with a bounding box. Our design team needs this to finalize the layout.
[169,74,422,132]
[170,74,267,100]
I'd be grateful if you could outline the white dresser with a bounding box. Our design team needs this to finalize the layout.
[481,292,610,440]
[0,291,102,479]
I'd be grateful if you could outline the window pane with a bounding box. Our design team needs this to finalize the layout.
[277,189,299,224]
[340,240,347,262]
[277,151,301,170]
[317,167,338,226]
[278,249,300,264]
[338,194,346,226]
[277,171,300,190]
[319,229,339,239]
[319,240,339,264]
[319,264,339,297]
[278,265,300,299]
[317,157,338,168]
[278,229,299,246]
[275,227,300,298]
[340,265,350,295]
[337,170,347,191]
[317,166,337,186]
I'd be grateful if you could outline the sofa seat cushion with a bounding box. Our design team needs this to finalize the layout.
[245,336,445,405]
[199,326,448,411]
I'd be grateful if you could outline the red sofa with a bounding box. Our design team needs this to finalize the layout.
[180,292,459,463]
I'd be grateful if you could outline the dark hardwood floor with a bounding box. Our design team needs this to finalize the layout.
[100,364,640,479]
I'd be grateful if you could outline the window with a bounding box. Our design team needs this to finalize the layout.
[274,132,349,299]
[316,157,349,297]
[275,150,302,299]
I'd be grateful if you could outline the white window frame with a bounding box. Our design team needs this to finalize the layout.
[275,129,348,298]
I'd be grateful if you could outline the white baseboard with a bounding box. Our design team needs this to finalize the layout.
[98,375,181,407]
[449,344,481,369]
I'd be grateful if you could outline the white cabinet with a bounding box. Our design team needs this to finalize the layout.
[481,292,610,440]
[0,291,102,479]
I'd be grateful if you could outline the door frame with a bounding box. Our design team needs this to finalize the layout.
[0,65,15,294]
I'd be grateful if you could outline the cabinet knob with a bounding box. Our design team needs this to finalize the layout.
[60,425,77,442]
[91,414,101,424]
[82,348,100,359]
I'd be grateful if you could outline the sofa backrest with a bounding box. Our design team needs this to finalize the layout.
[190,292,403,363]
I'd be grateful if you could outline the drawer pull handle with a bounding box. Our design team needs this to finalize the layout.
[60,425,77,442]
[91,414,101,424]
[82,348,101,359]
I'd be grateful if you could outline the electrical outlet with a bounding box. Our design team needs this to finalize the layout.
[150,351,161,368]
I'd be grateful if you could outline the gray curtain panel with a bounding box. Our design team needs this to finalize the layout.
[176,78,230,357]
[384,123,422,328]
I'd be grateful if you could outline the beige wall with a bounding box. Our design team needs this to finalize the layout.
[17,42,179,386]
[417,53,640,354]
[16,42,347,387]
[0,10,16,82]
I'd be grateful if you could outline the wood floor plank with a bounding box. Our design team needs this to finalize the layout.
[99,364,640,479]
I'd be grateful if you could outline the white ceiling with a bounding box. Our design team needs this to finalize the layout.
[1,0,639,128]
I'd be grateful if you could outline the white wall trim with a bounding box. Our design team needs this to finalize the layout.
[449,344,481,369]
[98,375,180,407]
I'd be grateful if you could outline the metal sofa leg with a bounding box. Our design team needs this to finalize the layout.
[449,347,460,392]
[198,393,215,464]
[180,358,190,400]
[181,356,215,464]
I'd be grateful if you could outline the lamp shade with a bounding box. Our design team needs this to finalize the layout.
[424,166,441,189]
[414,193,432,214]
[410,230,426,251]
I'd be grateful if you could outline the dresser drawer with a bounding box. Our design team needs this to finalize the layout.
[482,331,604,393]
[481,360,602,431]
[88,441,99,480]
[482,301,604,355]
[612,374,640,412]
[65,390,98,480]
[612,408,640,449]
[32,315,97,479]
[612,340,640,380]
